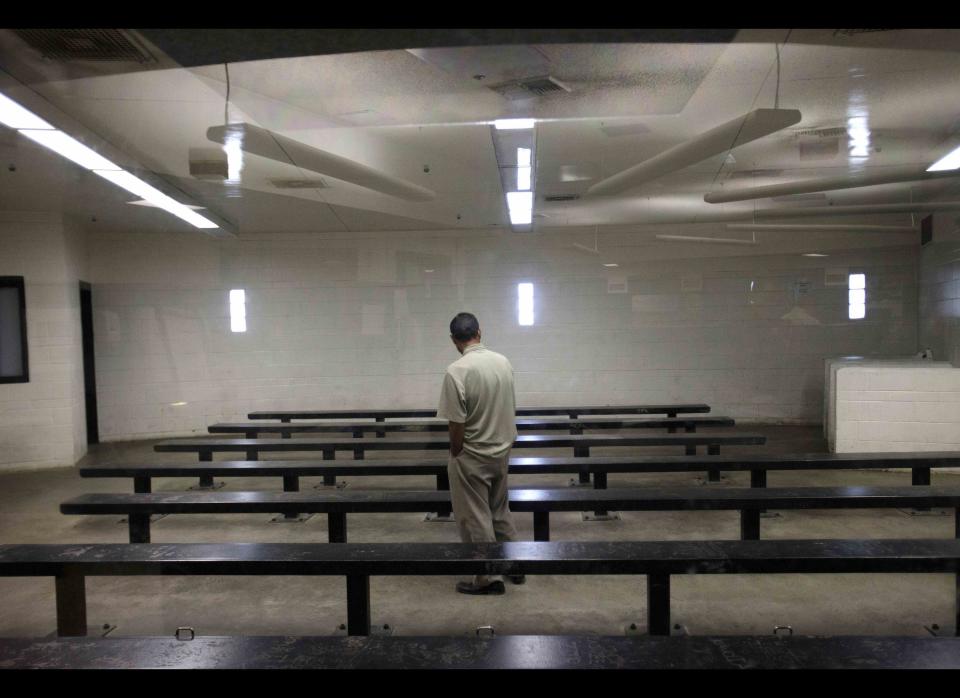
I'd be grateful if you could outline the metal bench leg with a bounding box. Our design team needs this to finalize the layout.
[740,510,761,540]
[593,472,607,490]
[667,411,677,419]
[570,425,583,436]
[647,574,671,636]
[912,467,933,512]
[346,574,371,636]
[429,473,453,519]
[353,448,365,460]
[533,511,550,542]
[750,470,768,514]
[129,513,151,543]
[55,572,87,637]
[955,507,959,539]
[685,445,696,456]
[376,417,386,438]
[134,477,151,494]
[706,444,721,482]
[246,449,258,461]
[328,512,347,543]
[322,450,337,487]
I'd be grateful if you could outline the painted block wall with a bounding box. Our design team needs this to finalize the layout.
[834,365,960,453]
[85,229,920,441]
[0,213,87,470]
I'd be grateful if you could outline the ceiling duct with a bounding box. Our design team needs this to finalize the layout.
[543,194,580,202]
[12,29,156,63]
[587,108,802,197]
[705,165,960,204]
[206,123,436,202]
[750,202,960,218]
[727,223,917,233]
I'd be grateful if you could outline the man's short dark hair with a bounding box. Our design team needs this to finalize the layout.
[450,312,480,341]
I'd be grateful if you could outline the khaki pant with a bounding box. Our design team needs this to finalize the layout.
[448,448,518,586]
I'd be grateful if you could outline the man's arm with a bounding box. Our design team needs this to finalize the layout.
[448,421,465,457]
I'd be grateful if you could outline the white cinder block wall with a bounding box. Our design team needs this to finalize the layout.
[834,366,960,452]
[0,212,87,470]
[85,229,920,442]
[919,217,960,367]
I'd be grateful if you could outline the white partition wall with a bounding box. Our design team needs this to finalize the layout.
[834,365,960,453]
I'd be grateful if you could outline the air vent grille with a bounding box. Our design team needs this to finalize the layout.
[794,127,847,139]
[270,178,330,189]
[833,29,901,37]
[13,29,156,63]
[489,75,572,101]
[543,194,580,202]
[728,169,783,180]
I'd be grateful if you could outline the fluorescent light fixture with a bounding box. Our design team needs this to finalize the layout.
[0,92,54,130]
[603,263,619,267]
[229,289,246,333]
[495,119,535,130]
[518,283,534,326]
[517,148,531,167]
[223,131,244,182]
[507,191,533,225]
[94,170,219,228]
[518,167,531,191]
[170,401,188,407]
[19,129,121,171]
[802,253,829,257]
[849,304,865,319]
[847,116,871,158]
[928,145,960,172]
[849,273,865,290]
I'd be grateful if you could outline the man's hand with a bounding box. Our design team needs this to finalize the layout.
[448,421,465,457]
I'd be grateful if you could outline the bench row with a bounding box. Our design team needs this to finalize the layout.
[210,415,734,438]
[83,452,959,495]
[247,403,712,421]
[4,634,960,669]
[61,485,960,544]
[3,540,959,637]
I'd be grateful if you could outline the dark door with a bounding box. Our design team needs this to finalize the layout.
[79,282,99,444]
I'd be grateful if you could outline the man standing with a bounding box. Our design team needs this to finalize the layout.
[436,312,523,595]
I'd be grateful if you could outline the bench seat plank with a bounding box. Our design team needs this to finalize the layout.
[60,486,960,515]
[209,416,735,435]
[3,635,960,669]
[247,404,712,421]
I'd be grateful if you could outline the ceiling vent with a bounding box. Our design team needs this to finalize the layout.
[543,194,580,202]
[489,75,572,101]
[728,169,783,180]
[833,29,901,37]
[270,178,330,189]
[794,127,847,139]
[13,29,156,63]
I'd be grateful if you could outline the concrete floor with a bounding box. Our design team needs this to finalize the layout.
[0,424,956,639]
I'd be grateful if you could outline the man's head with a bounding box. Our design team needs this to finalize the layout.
[449,312,481,354]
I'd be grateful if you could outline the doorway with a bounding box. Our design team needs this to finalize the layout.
[79,282,99,445]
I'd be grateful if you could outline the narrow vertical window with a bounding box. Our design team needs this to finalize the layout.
[518,283,534,326]
[848,273,865,320]
[230,289,247,332]
[0,276,29,383]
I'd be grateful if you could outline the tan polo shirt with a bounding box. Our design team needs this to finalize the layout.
[436,342,518,459]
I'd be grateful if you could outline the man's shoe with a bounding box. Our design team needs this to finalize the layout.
[456,580,505,595]
[508,575,526,585]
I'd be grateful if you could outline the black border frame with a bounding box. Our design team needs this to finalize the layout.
[0,276,29,384]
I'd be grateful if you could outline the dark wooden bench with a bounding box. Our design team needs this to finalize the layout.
[248,404,712,422]
[4,634,960,669]
[79,452,960,497]
[3,540,959,637]
[153,434,767,487]
[209,416,736,438]
[61,486,960,544]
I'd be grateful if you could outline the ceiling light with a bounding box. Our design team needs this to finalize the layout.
[802,253,829,257]
[517,148,531,167]
[517,167,531,191]
[94,170,219,228]
[0,92,54,130]
[507,191,533,225]
[603,263,619,267]
[494,119,535,130]
[928,145,960,172]
[18,129,121,171]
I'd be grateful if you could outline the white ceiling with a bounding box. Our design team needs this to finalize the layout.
[1,27,959,253]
